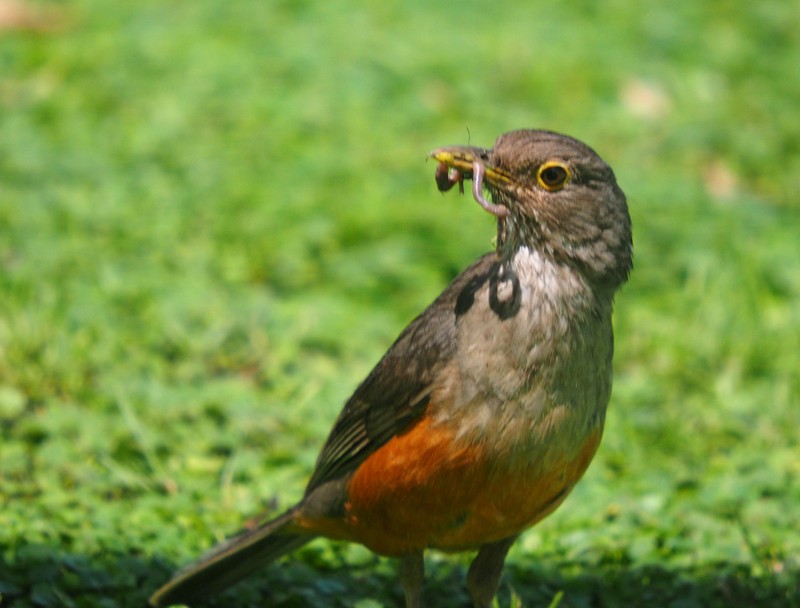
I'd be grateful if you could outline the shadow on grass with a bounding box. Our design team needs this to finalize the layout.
[1,544,797,608]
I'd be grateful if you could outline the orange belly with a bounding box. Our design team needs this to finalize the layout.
[299,414,602,555]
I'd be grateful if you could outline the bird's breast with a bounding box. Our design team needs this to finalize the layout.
[445,246,613,443]
[305,248,615,555]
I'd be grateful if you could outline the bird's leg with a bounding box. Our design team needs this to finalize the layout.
[471,160,509,219]
[399,551,425,608]
[466,536,517,608]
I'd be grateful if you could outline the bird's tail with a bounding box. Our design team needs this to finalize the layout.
[149,508,313,607]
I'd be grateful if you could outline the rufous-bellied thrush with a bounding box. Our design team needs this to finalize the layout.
[150,129,633,608]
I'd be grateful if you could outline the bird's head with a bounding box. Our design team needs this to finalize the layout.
[431,129,632,290]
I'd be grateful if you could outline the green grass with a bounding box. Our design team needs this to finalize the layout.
[1,0,799,606]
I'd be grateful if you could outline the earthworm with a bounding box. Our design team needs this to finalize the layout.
[471,160,509,218]
[435,162,464,194]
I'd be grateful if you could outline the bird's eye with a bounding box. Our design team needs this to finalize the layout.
[536,161,571,191]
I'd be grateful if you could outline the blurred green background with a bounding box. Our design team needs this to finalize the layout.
[1,1,798,606]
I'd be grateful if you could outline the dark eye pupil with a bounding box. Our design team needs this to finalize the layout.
[541,166,566,185]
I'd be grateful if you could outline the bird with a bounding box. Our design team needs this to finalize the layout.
[150,129,633,608]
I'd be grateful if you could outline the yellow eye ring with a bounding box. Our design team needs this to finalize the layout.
[536,161,571,191]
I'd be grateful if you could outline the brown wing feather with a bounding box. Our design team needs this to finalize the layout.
[304,252,498,494]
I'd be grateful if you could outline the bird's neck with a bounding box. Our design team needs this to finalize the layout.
[495,216,520,259]
[503,245,606,317]
[496,216,629,298]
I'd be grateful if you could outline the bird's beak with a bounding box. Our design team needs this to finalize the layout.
[429,145,514,218]
[429,145,512,188]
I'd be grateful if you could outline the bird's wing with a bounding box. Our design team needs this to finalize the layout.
[304,252,499,494]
